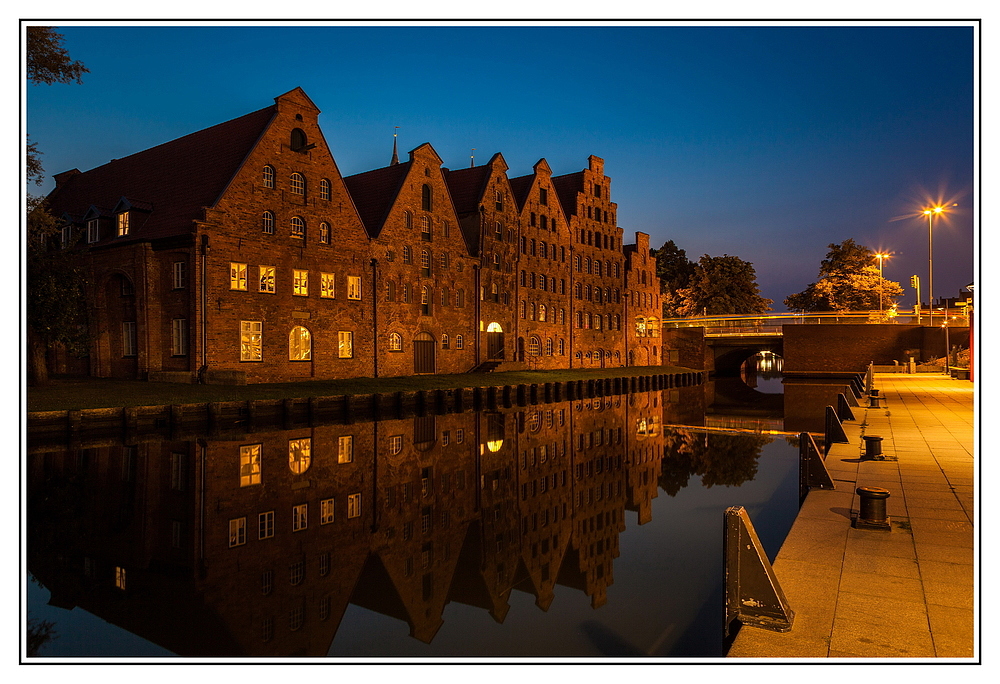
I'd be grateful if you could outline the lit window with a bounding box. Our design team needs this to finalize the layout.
[122,322,137,357]
[338,331,354,358]
[259,511,274,539]
[229,518,247,547]
[388,332,402,351]
[86,219,99,243]
[320,178,331,201]
[290,173,305,195]
[262,165,275,188]
[347,276,362,300]
[262,211,274,234]
[293,269,308,296]
[230,263,248,290]
[456,335,464,350]
[292,504,308,532]
[115,566,127,590]
[171,318,188,356]
[321,498,335,524]
[290,216,305,238]
[402,245,412,263]
[441,334,450,349]
[117,212,129,237]
[259,266,275,293]
[539,304,547,322]
[390,435,403,454]
[347,493,362,519]
[320,272,335,298]
[319,222,330,243]
[241,321,262,361]
[289,437,311,473]
[529,336,541,356]
[240,444,262,486]
[338,435,354,464]
[172,261,187,289]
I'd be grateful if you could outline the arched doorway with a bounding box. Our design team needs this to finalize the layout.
[486,322,504,360]
[413,332,436,374]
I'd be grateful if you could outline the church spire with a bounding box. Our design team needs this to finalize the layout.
[390,127,400,165]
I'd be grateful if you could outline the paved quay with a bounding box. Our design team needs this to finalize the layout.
[728,373,976,659]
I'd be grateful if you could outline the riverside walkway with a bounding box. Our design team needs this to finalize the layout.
[728,373,975,659]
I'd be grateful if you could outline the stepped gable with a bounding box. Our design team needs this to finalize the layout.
[342,161,410,238]
[45,104,277,244]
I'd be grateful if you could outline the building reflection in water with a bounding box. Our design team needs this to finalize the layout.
[27,385,785,657]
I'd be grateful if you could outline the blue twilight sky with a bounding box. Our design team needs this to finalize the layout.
[25,21,977,310]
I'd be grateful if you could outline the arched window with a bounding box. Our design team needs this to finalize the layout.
[540,242,547,258]
[530,303,536,321]
[575,255,581,271]
[421,216,431,240]
[594,315,602,330]
[595,261,603,276]
[545,338,553,356]
[290,216,305,238]
[539,304,547,322]
[586,258,592,274]
[402,283,411,303]
[290,173,305,195]
[528,336,541,356]
[441,334,450,349]
[319,222,330,244]
[648,317,660,338]
[262,211,274,234]
[635,317,647,337]
[576,311,583,328]
[456,335,464,349]
[402,245,412,263]
[262,165,275,188]
[421,285,432,315]
[422,184,433,211]
[388,333,402,351]
[490,282,499,302]
[386,281,396,301]
[558,338,566,355]
[289,326,311,361]
[559,309,565,324]
[319,178,331,201]
[405,211,413,230]
[420,250,431,277]
[575,283,583,299]
[288,438,311,474]
[291,128,308,150]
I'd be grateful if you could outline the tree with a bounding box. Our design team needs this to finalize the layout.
[675,254,773,316]
[27,26,88,85]
[27,198,90,386]
[653,239,696,318]
[27,27,90,385]
[784,239,904,312]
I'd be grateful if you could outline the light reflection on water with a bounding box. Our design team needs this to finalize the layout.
[27,385,804,659]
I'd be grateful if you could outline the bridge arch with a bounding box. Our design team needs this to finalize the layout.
[712,341,783,376]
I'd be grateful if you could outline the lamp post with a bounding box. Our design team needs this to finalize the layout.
[875,253,890,314]
[921,203,957,327]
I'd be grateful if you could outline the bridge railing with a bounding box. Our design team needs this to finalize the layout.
[662,311,936,334]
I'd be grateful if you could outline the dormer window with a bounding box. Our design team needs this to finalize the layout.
[290,173,305,195]
[117,212,130,237]
[86,219,99,243]
[263,165,275,188]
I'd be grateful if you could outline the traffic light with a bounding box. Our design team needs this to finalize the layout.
[910,275,919,289]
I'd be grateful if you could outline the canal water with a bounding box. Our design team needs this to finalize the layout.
[26,358,852,659]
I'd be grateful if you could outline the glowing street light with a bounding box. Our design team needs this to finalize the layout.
[874,252,891,313]
[921,203,957,326]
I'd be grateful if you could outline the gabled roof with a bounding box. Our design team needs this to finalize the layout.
[551,171,585,218]
[342,162,410,238]
[443,164,492,219]
[507,174,534,211]
[46,103,277,243]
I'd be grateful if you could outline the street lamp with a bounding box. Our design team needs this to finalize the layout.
[874,253,891,313]
[921,203,957,326]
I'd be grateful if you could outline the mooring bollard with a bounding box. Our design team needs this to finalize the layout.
[862,434,884,460]
[868,388,881,408]
[854,486,891,529]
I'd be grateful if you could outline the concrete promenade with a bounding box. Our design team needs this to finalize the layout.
[728,373,976,659]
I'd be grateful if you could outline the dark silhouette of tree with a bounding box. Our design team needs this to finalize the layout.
[784,239,903,312]
[653,240,696,318]
[27,617,58,656]
[659,429,768,496]
[27,28,90,385]
[676,254,773,316]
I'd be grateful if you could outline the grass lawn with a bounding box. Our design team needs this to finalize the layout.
[27,365,695,412]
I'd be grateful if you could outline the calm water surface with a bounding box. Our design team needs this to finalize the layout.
[28,364,830,659]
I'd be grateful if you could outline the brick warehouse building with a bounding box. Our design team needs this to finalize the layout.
[45,88,664,383]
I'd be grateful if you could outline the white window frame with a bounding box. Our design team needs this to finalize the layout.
[338,331,354,359]
[262,211,274,234]
[347,276,362,300]
[262,165,275,188]
[171,318,188,356]
[172,261,187,289]
[259,265,275,293]
[292,504,308,532]
[122,321,137,357]
[241,320,262,362]
[229,517,247,547]
[338,435,354,464]
[321,272,335,298]
[259,511,274,539]
[230,263,248,290]
[240,444,262,486]
[347,493,362,519]
[293,269,308,296]
[321,498,335,524]
[290,172,305,195]
[319,178,331,201]
[86,219,99,243]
